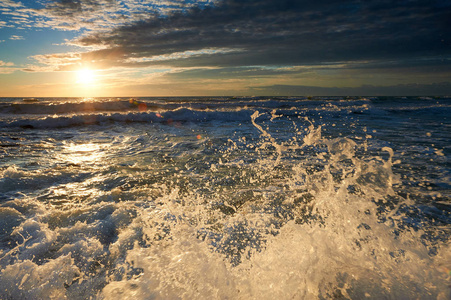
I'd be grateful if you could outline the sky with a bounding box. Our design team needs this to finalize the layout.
[0,0,450,97]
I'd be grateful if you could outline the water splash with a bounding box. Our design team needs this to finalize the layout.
[0,107,449,299]
[100,110,449,299]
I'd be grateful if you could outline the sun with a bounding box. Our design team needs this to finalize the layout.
[76,68,96,85]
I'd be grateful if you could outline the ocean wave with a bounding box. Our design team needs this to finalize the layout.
[0,100,376,129]
[0,97,375,115]
[0,100,156,115]
[0,108,259,129]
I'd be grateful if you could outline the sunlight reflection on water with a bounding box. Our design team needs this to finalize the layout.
[61,143,105,165]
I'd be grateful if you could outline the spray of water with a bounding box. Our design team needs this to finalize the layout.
[0,109,449,299]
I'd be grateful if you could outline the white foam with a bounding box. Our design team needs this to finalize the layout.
[0,254,80,299]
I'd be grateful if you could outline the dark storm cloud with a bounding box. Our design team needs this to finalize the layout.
[73,0,451,68]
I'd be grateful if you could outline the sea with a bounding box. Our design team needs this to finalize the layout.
[0,96,449,299]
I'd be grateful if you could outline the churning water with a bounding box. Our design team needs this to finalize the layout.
[0,96,450,299]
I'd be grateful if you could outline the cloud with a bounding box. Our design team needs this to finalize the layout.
[9,35,24,40]
[250,82,451,96]
[0,1,41,30]
[0,68,17,74]
[0,60,17,74]
[67,0,450,70]
[122,47,243,65]
[1,0,212,32]
[0,61,14,67]
[28,52,83,71]
[0,0,24,9]
[8,0,451,69]
[4,0,450,95]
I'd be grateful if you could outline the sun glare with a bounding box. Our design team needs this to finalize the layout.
[76,69,96,85]
[62,143,104,164]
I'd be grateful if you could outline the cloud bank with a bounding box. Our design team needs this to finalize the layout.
[2,0,451,95]
[68,0,450,69]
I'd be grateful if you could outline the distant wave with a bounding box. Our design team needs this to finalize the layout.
[1,97,448,129]
[0,100,153,115]
[0,108,257,129]
[0,97,373,115]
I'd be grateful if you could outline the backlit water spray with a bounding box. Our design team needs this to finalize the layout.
[0,97,449,299]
